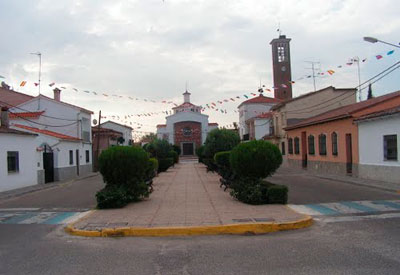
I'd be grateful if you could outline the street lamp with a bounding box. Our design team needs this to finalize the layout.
[363,36,400,49]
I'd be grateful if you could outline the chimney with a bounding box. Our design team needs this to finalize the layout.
[1,107,9,128]
[53,88,61,101]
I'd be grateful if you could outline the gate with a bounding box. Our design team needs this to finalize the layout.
[43,152,54,183]
[182,143,194,156]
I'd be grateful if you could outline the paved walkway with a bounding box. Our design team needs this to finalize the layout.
[74,162,306,231]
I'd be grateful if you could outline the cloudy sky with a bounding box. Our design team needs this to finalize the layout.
[1,0,399,139]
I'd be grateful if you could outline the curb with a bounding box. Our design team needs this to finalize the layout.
[64,214,313,237]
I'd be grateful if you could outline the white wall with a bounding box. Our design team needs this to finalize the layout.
[239,103,275,139]
[254,118,271,140]
[0,134,40,192]
[358,115,400,166]
[100,121,132,145]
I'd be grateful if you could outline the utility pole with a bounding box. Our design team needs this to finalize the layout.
[30,52,42,109]
[352,57,362,102]
[305,61,319,92]
[95,111,101,171]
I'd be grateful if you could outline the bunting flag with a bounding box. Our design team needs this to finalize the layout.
[73,88,78,91]
[34,83,39,86]
[20,81,27,87]
[49,82,55,87]
[243,95,248,98]
[0,75,4,79]
[376,55,383,60]
[387,50,394,55]
[327,70,335,75]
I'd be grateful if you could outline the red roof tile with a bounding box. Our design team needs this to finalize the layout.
[12,124,81,141]
[9,111,44,119]
[208,123,218,126]
[255,112,273,119]
[285,91,400,130]
[172,102,199,109]
[238,94,281,108]
[156,124,166,128]
[0,87,34,108]
[354,106,400,122]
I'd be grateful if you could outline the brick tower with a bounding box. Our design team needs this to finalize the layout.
[270,35,293,100]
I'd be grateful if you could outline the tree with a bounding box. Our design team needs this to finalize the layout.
[140,133,157,144]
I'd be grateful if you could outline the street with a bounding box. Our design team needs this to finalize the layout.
[0,169,400,274]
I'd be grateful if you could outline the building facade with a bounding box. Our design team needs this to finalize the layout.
[98,121,133,146]
[156,91,218,155]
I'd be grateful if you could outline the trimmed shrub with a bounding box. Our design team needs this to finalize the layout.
[196,145,205,163]
[168,150,179,164]
[230,178,270,205]
[158,158,174,173]
[98,146,149,186]
[230,140,282,180]
[214,151,231,177]
[172,144,181,156]
[96,186,130,209]
[267,184,288,204]
[145,158,159,181]
[152,139,171,159]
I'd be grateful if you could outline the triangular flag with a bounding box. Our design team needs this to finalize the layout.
[73,88,78,92]
[20,81,27,87]
[376,55,383,60]
[243,95,248,98]
[327,70,335,75]
[34,83,39,86]
[387,50,394,55]
[49,82,55,87]
[362,58,367,62]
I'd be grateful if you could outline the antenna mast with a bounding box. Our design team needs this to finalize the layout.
[305,61,320,92]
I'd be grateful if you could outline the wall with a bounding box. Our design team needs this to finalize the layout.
[100,122,132,145]
[174,121,202,151]
[357,114,400,183]
[239,103,275,139]
[165,112,209,145]
[0,134,40,192]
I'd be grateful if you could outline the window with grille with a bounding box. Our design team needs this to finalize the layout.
[319,134,327,155]
[281,142,285,155]
[332,132,338,156]
[7,151,19,173]
[308,135,315,155]
[384,135,397,161]
[288,138,293,154]
[294,137,300,154]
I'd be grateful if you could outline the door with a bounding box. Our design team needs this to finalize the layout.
[345,134,352,174]
[182,143,194,156]
[301,131,307,168]
[76,149,80,176]
[43,152,54,183]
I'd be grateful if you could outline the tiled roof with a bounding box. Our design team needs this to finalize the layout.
[0,87,34,107]
[172,102,199,109]
[9,111,44,119]
[208,123,218,126]
[255,112,273,119]
[354,106,400,122]
[12,124,81,141]
[0,126,38,136]
[285,90,400,130]
[156,124,166,128]
[238,94,281,108]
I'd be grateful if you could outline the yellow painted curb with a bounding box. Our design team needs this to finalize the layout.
[65,215,313,237]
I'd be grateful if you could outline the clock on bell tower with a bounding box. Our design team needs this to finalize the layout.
[270,35,293,100]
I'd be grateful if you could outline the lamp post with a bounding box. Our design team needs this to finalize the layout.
[363,37,400,49]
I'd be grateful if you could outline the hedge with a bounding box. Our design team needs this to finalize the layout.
[267,184,288,204]
[168,150,179,164]
[158,158,174,173]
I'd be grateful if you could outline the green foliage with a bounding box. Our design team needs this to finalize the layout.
[144,139,172,159]
[158,158,174,173]
[145,158,159,181]
[168,150,179,164]
[214,151,231,177]
[230,140,282,180]
[230,178,269,205]
[97,146,150,209]
[172,144,181,155]
[203,128,240,159]
[98,146,149,186]
[196,145,205,163]
[267,184,288,204]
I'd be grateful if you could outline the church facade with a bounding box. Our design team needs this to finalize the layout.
[157,91,218,156]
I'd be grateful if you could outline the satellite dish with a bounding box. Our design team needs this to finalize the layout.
[93,119,98,125]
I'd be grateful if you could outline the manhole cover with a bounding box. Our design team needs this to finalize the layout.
[232,218,253,223]
[253,218,275,222]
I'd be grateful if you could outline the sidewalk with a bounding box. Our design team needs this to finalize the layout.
[67,163,312,237]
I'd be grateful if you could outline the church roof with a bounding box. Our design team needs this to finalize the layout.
[172,102,199,109]
[238,94,282,108]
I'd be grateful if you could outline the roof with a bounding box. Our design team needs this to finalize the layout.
[208,123,219,126]
[271,86,357,111]
[0,87,34,108]
[9,111,44,119]
[238,94,282,108]
[38,95,93,114]
[285,90,400,130]
[172,102,199,109]
[156,124,166,128]
[0,126,38,136]
[12,124,81,141]
[355,106,400,123]
[100,121,133,130]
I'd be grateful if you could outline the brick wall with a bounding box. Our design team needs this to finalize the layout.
[174,121,202,148]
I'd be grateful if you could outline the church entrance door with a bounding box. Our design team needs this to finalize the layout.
[182,143,194,156]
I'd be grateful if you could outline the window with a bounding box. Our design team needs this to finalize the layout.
[277,43,287,62]
[69,150,73,165]
[294,137,300,154]
[183,127,192,137]
[7,151,19,173]
[288,138,293,154]
[308,135,315,155]
[384,135,397,161]
[332,132,338,156]
[281,142,286,155]
[319,134,327,155]
[86,150,90,163]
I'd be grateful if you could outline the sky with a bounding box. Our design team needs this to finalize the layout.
[1,0,399,139]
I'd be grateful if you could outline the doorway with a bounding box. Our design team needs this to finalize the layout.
[76,149,80,176]
[43,152,54,183]
[345,134,352,174]
[301,131,307,168]
[182,143,194,156]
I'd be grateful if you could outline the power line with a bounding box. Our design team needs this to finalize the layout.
[9,111,79,127]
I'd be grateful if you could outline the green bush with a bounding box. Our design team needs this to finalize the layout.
[230,178,270,205]
[214,151,231,177]
[230,140,282,180]
[172,144,181,156]
[96,186,130,209]
[196,145,205,163]
[267,184,288,204]
[145,158,159,181]
[152,139,172,159]
[158,158,174,173]
[98,146,149,186]
[203,128,240,159]
[168,150,179,164]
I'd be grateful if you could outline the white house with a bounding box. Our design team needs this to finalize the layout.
[0,108,41,192]
[99,121,133,145]
[157,91,218,155]
[1,88,93,185]
[238,93,281,140]
[356,106,400,184]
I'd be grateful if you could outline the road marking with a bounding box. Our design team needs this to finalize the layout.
[374,200,400,210]
[304,204,340,215]
[316,212,400,223]
[0,211,84,225]
[339,201,377,212]
[42,212,78,225]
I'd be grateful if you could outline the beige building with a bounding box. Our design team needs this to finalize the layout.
[264,86,357,162]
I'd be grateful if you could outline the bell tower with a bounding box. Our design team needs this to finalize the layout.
[270,34,292,100]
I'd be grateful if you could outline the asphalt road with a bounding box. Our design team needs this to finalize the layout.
[1,217,400,275]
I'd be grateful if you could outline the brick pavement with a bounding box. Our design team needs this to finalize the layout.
[74,163,306,231]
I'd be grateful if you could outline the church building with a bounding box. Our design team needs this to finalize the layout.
[157,91,218,156]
